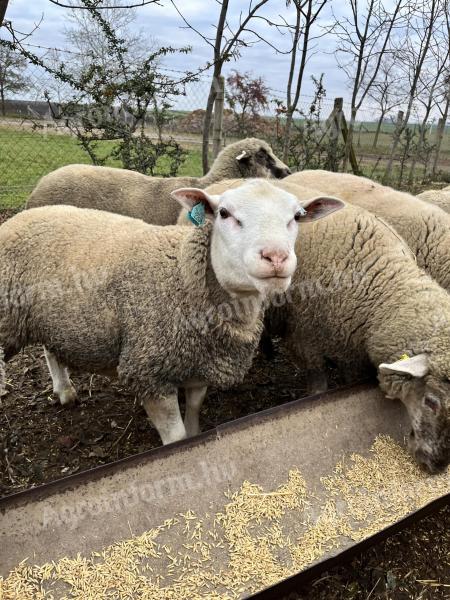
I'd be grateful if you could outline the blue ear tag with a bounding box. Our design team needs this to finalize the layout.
[188,202,206,227]
[298,206,307,216]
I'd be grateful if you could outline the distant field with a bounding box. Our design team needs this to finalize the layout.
[2,116,450,208]
[0,126,203,209]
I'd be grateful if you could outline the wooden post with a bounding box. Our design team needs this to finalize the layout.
[323,98,341,171]
[212,76,225,159]
[329,97,341,145]
[323,98,359,174]
[394,110,404,136]
[431,117,446,177]
[335,100,360,175]
[0,0,10,26]
[383,110,404,184]
[357,122,363,148]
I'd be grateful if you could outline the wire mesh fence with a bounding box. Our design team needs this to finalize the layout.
[1,58,450,209]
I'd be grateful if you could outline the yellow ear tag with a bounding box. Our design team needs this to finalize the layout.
[399,353,410,361]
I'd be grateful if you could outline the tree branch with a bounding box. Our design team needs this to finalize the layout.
[48,0,161,8]
[169,0,215,49]
[221,0,270,57]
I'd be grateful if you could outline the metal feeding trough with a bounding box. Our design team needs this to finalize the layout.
[0,384,449,598]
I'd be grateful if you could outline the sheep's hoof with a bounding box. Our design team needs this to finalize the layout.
[58,387,78,407]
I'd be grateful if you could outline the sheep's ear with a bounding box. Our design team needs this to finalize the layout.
[171,188,220,221]
[236,150,249,162]
[379,354,429,378]
[299,196,346,222]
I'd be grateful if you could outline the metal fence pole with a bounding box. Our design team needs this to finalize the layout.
[212,76,225,158]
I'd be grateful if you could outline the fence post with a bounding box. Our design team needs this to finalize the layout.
[323,98,342,171]
[383,110,404,184]
[431,117,446,178]
[357,122,363,148]
[212,76,225,159]
[0,1,10,26]
[329,97,342,144]
[334,98,359,175]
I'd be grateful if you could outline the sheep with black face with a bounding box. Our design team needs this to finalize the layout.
[26,138,291,225]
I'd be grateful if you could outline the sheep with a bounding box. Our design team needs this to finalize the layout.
[417,189,450,213]
[26,138,291,226]
[286,170,450,293]
[0,180,343,445]
[195,179,450,473]
[286,195,450,474]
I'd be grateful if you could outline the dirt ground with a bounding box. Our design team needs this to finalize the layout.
[0,342,315,497]
[0,208,448,599]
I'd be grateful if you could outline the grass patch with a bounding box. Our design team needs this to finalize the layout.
[0,126,203,209]
[3,119,450,210]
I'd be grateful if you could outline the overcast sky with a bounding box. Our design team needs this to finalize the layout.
[3,0,361,110]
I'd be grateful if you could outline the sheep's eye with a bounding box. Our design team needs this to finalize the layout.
[424,395,441,413]
[219,208,230,219]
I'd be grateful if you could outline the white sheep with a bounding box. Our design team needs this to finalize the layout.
[287,170,450,294]
[26,138,291,225]
[0,180,342,445]
[417,189,450,213]
[283,180,450,474]
[198,179,450,473]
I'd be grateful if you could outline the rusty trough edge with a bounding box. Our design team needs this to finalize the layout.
[0,381,369,512]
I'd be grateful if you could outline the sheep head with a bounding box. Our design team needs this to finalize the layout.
[235,139,291,179]
[171,181,344,298]
[378,354,450,474]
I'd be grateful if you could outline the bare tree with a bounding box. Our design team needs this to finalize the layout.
[334,0,406,171]
[1,1,189,173]
[431,75,450,177]
[407,20,450,184]
[170,0,271,173]
[428,3,450,177]
[64,0,149,72]
[282,0,329,163]
[0,45,28,116]
[384,0,444,182]
[49,1,160,8]
[366,57,403,148]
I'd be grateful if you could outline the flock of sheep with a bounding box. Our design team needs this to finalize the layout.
[1,137,450,476]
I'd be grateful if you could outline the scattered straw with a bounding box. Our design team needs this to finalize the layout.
[321,435,450,541]
[1,436,448,599]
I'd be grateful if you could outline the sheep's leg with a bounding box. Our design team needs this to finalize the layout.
[44,347,77,406]
[142,391,187,445]
[184,384,207,437]
[306,368,328,395]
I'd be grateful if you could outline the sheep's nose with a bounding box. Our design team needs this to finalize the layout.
[261,248,289,269]
[275,166,291,178]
